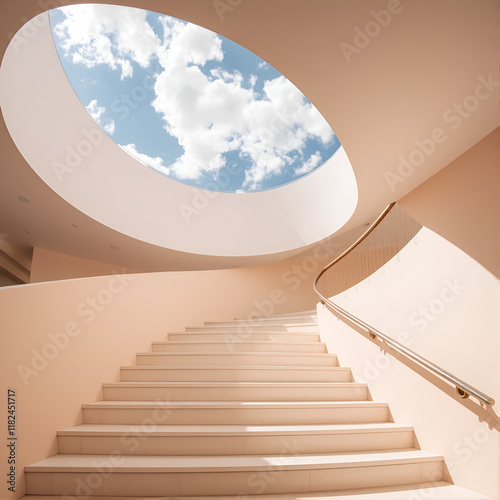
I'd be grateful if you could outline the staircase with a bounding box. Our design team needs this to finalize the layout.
[22,310,489,499]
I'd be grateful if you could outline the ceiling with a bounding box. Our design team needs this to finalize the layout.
[0,0,499,278]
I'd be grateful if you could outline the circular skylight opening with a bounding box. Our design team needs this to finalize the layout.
[2,9,357,257]
[49,4,340,193]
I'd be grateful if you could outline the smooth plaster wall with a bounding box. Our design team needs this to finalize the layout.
[317,227,499,498]
[0,247,329,498]
[30,247,140,282]
[0,11,358,259]
[29,242,337,292]
[400,127,500,279]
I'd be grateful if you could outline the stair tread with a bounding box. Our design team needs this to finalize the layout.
[59,422,410,436]
[212,314,318,321]
[175,335,322,338]
[208,315,317,321]
[170,331,320,334]
[206,320,318,326]
[207,318,318,323]
[234,309,317,318]
[23,310,488,500]
[139,352,333,357]
[83,400,387,408]
[103,381,367,387]
[25,449,441,473]
[186,323,319,328]
[19,483,492,499]
[152,340,326,345]
[122,365,346,371]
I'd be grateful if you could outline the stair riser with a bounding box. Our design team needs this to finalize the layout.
[215,311,316,318]
[18,483,492,500]
[205,319,317,327]
[83,406,390,425]
[168,333,320,342]
[136,354,337,367]
[25,461,444,496]
[58,430,414,456]
[151,343,327,353]
[184,326,318,333]
[120,368,352,383]
[103,386,369,401]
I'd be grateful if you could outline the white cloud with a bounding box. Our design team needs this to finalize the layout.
[293,151,323,177]
[85,100,116,135]
[120,143,170,175]
[54,6,335,189]
[258,61,268,69]
[103,121,116,135]
[54,4,159,79]
[86,99,105,122]
[151,19,334,188]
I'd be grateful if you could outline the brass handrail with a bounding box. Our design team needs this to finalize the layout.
[313,203,495,408]
[315,202,396,288]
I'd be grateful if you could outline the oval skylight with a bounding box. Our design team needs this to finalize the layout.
[49,4,340,192]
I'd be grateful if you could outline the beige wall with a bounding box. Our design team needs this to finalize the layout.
[29,126,500,285]
[318,227,499,498]
[400,127,500,278]
[0,242,333,498]
[30,247,140,282]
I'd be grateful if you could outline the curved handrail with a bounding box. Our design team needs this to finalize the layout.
[315,202,396,291]
[314,203,495,409]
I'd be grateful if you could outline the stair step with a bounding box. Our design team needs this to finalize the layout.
[151,340,327,353]
[184,324,318,333]
[82,400,391,425]
[24,450,444,496]
[233,309,317,320]
[136,352,338,367]
[57,423,415,455]
[205,317,318,327]
[168,332,321,342]
[102,382,370,401]
[120,366,352,382]
[19,483,492,500]
[23,309,486,499]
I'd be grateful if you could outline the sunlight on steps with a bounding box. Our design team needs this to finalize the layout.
[21,311,490,499]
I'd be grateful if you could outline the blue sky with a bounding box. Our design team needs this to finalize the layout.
[49,5,340,192]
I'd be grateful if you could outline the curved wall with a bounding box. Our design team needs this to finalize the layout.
[318,227,499,498]
[0,258,320,498]
[0,12,358,258]
[400,127,500,279]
